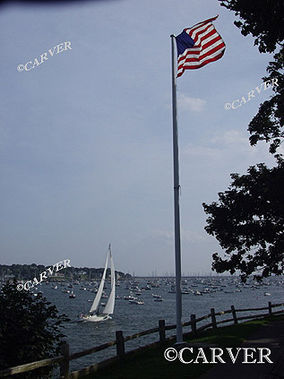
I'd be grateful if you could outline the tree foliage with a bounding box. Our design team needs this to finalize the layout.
[203,1,284,279]
[0,281,69,376]
[220,0,284,154]
[248,50,284,154]
[219,0,284,53]
[203,160,284,281]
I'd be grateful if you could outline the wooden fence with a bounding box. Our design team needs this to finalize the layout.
[0,301,283,378]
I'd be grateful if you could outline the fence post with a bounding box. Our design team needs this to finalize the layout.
[116,331,125,358]
[60,342,69,379]
[231,305,238,324]
[159,319,166,343]
[211,308,217,329]
[190,314,197,336]
[268,302,273,316]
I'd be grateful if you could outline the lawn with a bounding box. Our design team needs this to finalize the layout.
[80,315,283,379]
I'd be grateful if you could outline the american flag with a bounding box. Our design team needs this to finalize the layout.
[176,16,225,77]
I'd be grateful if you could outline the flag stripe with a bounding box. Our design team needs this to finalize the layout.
[179,41,225,67]
[177,31,220,64]
[177,53,225,77]
[177,49,225,76]
[196,28,217,47]
[188,15,219,32]
[175,16,225,77]
[178,38,224,65]
[177,46,225,74]
[189,23,214,42]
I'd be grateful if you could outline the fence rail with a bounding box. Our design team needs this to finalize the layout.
[0,301,283,378]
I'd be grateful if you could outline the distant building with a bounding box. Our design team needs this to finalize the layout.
[49,272,65,282]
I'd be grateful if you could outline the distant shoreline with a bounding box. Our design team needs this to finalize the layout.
[0,263,131,282]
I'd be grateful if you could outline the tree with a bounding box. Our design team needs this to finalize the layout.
[0,281,69,377]
[220,0,284,154]
[248,50,284,154]
[203,159,284,281]
[219,0,283,53]
[203,1,284,280]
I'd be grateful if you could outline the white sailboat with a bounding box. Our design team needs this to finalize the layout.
[80,244,115,322]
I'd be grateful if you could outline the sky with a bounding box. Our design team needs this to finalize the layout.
[0,0,279,276]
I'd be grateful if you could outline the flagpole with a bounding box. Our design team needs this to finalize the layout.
[170,34,183,344]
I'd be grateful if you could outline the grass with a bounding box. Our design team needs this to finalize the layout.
[80,315,284,379]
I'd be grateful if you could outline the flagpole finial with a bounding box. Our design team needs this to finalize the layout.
[170,34,176,38]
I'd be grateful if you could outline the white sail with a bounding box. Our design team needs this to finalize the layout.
[89,251,109,314]
[103,246,115,315]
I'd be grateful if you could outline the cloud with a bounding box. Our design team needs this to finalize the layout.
[177,93,206,112]
[182,129,272,161]
[211,130,248,147]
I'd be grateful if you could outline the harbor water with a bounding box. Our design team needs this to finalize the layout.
[35,276,284,372]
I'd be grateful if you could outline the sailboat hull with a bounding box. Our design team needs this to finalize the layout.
[81,314,111,322]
